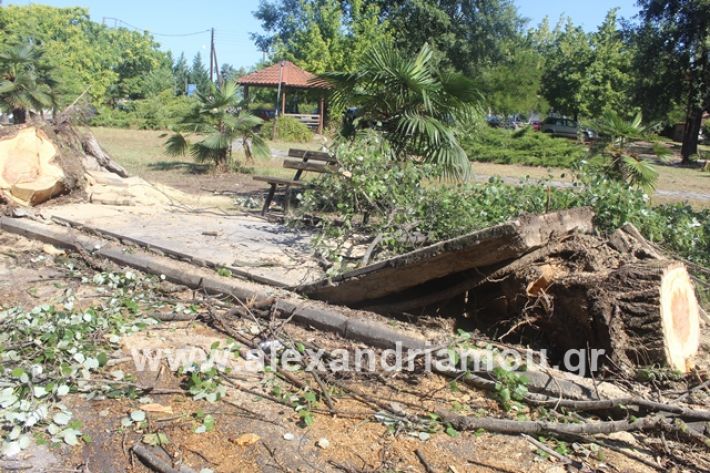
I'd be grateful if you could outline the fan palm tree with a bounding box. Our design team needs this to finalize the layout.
[318,42,480,179]
[165,81,269,170]
[591,111,659,191]
[0,43,57,123]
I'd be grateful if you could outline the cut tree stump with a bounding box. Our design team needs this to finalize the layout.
[0,127,66,205]
[464,232,701,374]
[589,260,700,373]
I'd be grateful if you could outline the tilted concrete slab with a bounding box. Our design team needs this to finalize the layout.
[297,208,594,307]
[41,203,323,287]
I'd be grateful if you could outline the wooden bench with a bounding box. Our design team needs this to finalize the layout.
[253,148,336,215]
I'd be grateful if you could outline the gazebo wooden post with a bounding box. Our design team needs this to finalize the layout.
[281,88,286,115]
[318,95,325,134]
[243,85,249,105]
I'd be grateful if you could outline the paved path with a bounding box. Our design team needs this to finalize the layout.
[43,203,324,287]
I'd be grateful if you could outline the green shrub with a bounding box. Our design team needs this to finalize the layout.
[261,116,313,142]
[459,125,588,168]
[90,92,196,130]
[91,105,132,128]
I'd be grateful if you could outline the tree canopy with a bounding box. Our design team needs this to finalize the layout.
[635,0,709,161]
[253,0,391,73]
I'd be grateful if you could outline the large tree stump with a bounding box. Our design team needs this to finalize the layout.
[464,233,701,374]
[0,123,129,206]
[588,261,700,373]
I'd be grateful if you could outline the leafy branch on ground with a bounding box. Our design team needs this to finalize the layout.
[295,133,709,278]
[0,269,159,456]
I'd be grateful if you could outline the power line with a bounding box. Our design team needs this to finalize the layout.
[102,17,210,37]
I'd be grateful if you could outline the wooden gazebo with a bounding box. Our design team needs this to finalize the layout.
[237,61,329,134]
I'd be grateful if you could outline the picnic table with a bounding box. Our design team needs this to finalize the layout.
[253,148,336,215]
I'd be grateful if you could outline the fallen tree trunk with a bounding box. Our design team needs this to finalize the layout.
[298,208,595,305]
[588,260,700,374]
[464,229,701,374]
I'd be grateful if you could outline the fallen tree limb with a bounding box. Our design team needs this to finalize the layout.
[6,217,705,426]
[151,313,199,322]
[526,397,710,421]
[439,412,710,450]
[132,444,197,473]
[414,449,436,473]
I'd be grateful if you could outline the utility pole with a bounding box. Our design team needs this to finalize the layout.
[212,43,222,86]
[209,28,215,83]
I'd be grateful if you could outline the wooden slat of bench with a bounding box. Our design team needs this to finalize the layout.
[252,176,304,186]
[283,159,333,173]
[287,149,336,163]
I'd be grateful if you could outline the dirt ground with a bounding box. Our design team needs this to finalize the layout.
[1,226,708,473]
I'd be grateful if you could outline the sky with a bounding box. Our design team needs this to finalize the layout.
[6,0,640,70]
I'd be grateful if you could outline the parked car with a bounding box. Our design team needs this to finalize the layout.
[541,117,596,141]
[503,114,527,129]
[485,114,502,128]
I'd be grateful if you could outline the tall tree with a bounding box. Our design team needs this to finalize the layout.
[478,33,547,114]
[371,0,525,76]
[636,0,709,163]
[540,19,592,119]
[253,0,391,73]
[0,5,172,105]
[579,9,635,117]
[220,63,242,84]
[189,52,211,94]
[173,52,190,95]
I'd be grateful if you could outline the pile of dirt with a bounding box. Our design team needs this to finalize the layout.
[0,122,179,207]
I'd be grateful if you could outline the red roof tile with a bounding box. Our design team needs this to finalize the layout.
[237,61,324,89]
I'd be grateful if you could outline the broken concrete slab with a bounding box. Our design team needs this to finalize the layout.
[298,208,594,306]
[40,203,324,287]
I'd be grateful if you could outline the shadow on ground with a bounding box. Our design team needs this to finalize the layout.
[148,161,210,174]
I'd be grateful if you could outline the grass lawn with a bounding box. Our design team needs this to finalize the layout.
[90,127,324,195]
[91,126,709,208]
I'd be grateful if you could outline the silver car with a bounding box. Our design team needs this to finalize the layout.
[541,117,595,141]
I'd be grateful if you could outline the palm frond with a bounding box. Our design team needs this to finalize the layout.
[622,155,658,191]
[164,133,189,156]
[317,41,479,181]
[198,132,231,151]
[190,142,224,163]
[249,134,271,160]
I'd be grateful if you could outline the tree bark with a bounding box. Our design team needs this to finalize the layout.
[681,105,703,163]
[11,108,26,124]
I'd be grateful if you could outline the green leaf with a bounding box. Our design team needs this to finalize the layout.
[445,424,460,437]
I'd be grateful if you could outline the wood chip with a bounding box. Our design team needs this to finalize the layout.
[141,403,173,414]
[231,433,261,446]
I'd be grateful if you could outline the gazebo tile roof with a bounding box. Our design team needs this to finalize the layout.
[237,60,323,89]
